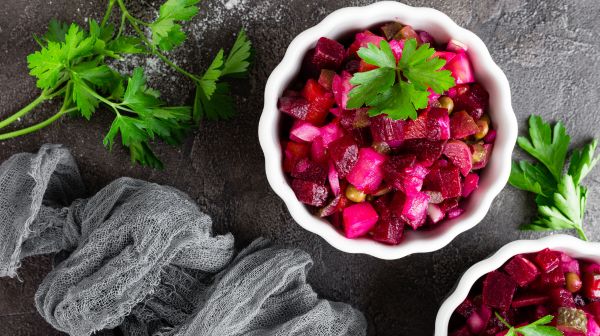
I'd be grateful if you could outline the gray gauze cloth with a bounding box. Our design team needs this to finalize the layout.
[0,144,366,336]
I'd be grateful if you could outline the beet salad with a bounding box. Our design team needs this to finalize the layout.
[278,22,494,245]
[449,249,600,335]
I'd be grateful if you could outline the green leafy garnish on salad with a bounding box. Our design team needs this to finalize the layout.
[347,38,455,120]
[509,115,599,240]
[495,312,562,336]
[0,0,253,169]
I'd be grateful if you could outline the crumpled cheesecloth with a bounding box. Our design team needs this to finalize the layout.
[0,144,366,336]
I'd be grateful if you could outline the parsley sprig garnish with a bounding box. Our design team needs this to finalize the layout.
[495,312,562,336]
[347,39,455,120]
[0,0,252,168]
[509,115,599,240]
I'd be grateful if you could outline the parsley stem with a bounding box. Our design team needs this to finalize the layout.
[495,312,512,329]
[0,91,49,129]
[0,107,76,140]
[114,0,200,82]
[101,0,116,27]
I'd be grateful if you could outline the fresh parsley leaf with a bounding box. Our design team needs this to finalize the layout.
[367,81,428,120]
[194,82,235,122]
[509,161,555,197]
[495,313,562,336]
[199,49,224,99]
[357,40,396,68]
[510,115,596,240]
[348,39,454,120]
[221,29,252,77]
[569,139,599,185]
[150,0,200,51]
[347,67,396,109]
[517,115,570,181]
[104,68,191,168]
[43,19,69,43]
[516,315,563,336]
[398,39,455,93]
[27,41,66,90]
[71,77,100,119]
[192,29,253,122]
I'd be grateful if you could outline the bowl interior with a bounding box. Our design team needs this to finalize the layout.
[260,2,517,259]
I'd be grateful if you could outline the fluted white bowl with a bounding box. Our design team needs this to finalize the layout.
[259,1,518,259]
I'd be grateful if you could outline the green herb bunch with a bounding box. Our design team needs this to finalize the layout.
[1,0,252,168]
[510,115,599,240]
[347,39,455,120]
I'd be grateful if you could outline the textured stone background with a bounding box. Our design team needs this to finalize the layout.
[0,0,599,335]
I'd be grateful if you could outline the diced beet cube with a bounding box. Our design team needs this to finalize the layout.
[348,127,372,147]
[484,129,497,144]
[535,248,561,273]
[371,197,405,245]
[389,39,404,61]
[279,96,310,120]
[382,155,429,194]
[538,267,567,289]
[511,293,550,308]
[450,111,479,139]
[439,198,459,214]
[320,121,344,147]
[343,202,379,239]
[550,288,577,308]
[467,304,492,334]
[456,297,477,319]
[292,158,326,184]
[462,173,480,198]
[319,194,349,217]
[318,69,336,91]
[348,31,385,56]
[346,148,386,193]
[391,191,430,230]
[446,52,475,84]
[561,253,581,275]
[329,136,359,178]
[404,108,450,141]
[418,31,434,45]
[402,139,446,167]
[290,120,321,142]
[291,179,328,207]
[305,92,335,125]
[340,108,371,130]
[310,137,328,164]
[584,271,600,299]
[443,140,473,176]
[370,115,405,148]
[424,165,462,199]
[283,142,310,173]
[504,255,540,287]
[312,37,346,71]
[332,71,353,109]
[482,271,517,311]
[585,302,600,323]
[434,51,457,66]
[454,83,489,120]
[302,79,328,102]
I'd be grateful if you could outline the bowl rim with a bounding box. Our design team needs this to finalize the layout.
[435,234,600,335]
[258,0,518,259]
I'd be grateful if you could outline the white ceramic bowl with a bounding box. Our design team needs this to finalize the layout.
[435,235,600,335]
[258,1,518,259]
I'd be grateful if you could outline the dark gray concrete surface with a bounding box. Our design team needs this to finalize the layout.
[0,0,599,335]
